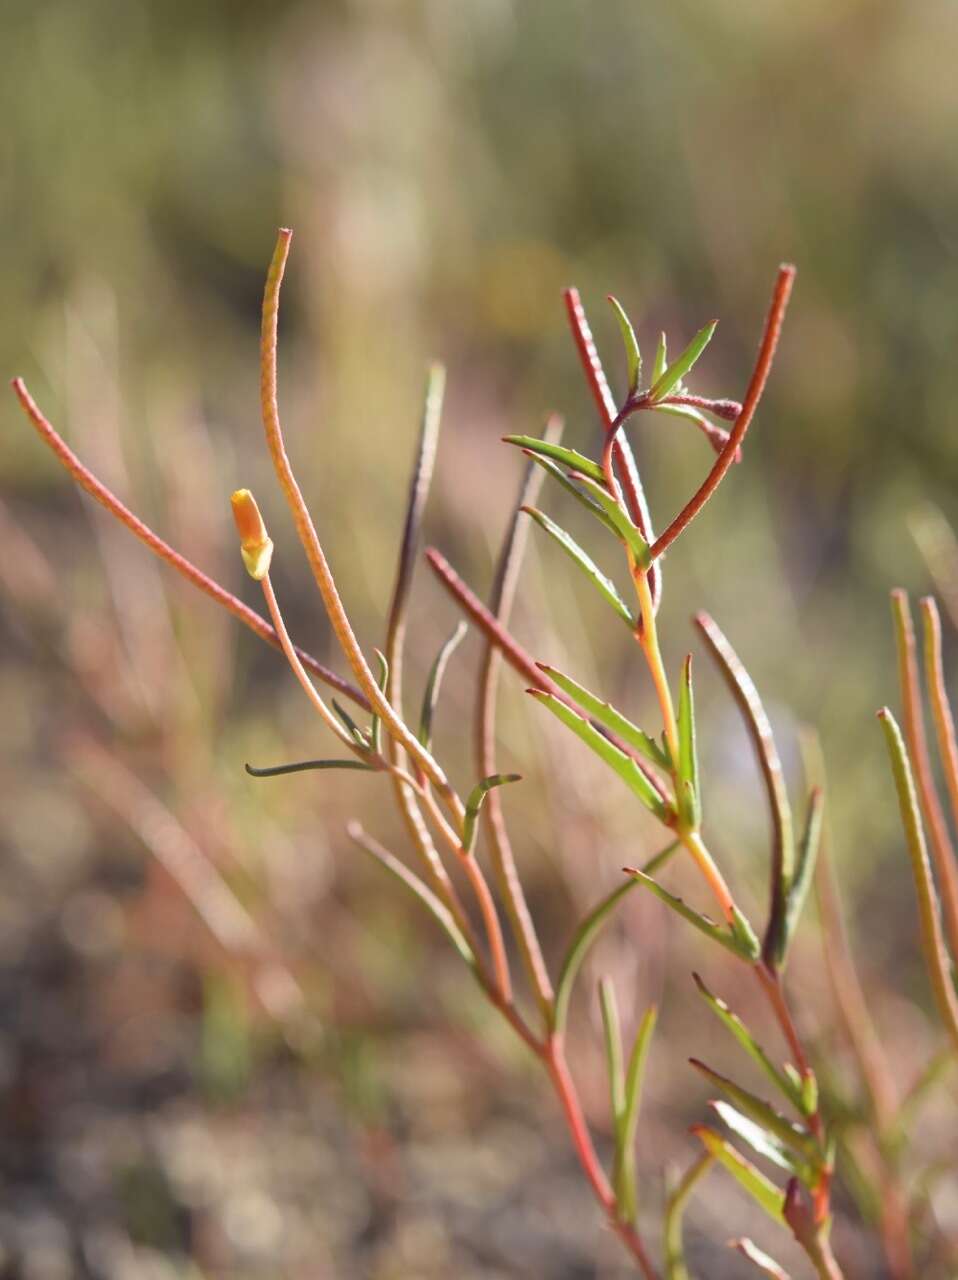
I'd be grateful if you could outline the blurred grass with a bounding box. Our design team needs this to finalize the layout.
[3,0,958,1274]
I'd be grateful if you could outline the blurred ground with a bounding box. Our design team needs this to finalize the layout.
[2,1,958,1276]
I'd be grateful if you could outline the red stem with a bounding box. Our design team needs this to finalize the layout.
[10,378,368,709]
[650,264,796,561]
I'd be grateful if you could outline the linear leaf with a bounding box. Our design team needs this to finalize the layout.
[664,1153,714,1280]
[691,1126,785,1223]
[332,698,370,748]
[651,402,732,457]
[677,655,700,828]
[418,621,468,749]
[702,1096,815,1186]
[502,434,604,483]
[553,878,641,1033]
[691,1060,819,1167]
[369,649,389,754]
[523,506,634,626]
[565,470,651,566]
[733,1238,792,1279]
[617,1005,657,1222]
[521,451,618,535]
[695,612,794,969]
[650,321,717,402]
[879,708,958,1053]
[537,663,670,771]
[532,693,670,819]
[599,978,626,1125]
[693,973,804,1112]
[779,787,824,967]
[462,773,522,854]
[651,332,668,386]
[608,295,642,396]
[624,869,756,959]
[246,758,375,778]
[347,821,474,967]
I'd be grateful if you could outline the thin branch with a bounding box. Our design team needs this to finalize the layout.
[562,287,661,610]
[258,229,460,814]
[477,417,561,1021]
[651,264,796,561]
[891,590,958,965]
[425,546,671,808]
[10,377,368,709]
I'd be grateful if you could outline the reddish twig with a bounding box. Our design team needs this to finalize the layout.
[10,377,367,709]
[650,264,796,561]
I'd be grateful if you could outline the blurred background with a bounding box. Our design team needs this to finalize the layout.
[3,1,958,1276]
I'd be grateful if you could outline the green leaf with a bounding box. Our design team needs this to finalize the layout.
[418,622,468,749]
[564,470,651,566]
[369,649,390,755]
[693,974,804,1113]
[730,905,762,961]
[332,698,370,748]
[531,692,670,820]
[664,1153,714,1280]
[553,878,641,1033]
[245,758,375,778]
[536,664,670,771]
[347,821,474,967]
[502,434,605,483]
[879,708,958,1054]
[733,1238,792,1279]
[521,452,618,535]
[650,321,717,402]
[691,1064,819,1176]
[778,787,825,967]
[650,402,732,457]
[691,1126,785,1223]
[651,332,668,386]
[624,869,757,959]
[599,977,626,1125]
[462,773,522,853]
[677,655,700,828]
[617,1005,657,1222]
[522,506,634,626]
[608,295,642,396]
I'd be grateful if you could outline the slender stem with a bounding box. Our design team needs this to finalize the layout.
[633,565,679,761]
[10,377,368,708]
[545,1033,660,1279]
[918,595,958,963]
[651,265,796,561]
[678,830,737,925]
[419,785,513,1002]
[258,230,462,819]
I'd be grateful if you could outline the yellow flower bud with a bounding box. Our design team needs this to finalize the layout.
[230,488,274,581]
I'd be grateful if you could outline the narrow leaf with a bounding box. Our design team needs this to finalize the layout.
[521,451,618,535]
[677,655,700,828]
[710,1103,812,1185]
[878,708,958,1053]
[617,1005,658,1222]
[246,758,375,778]
[691,1125,785,1223]
[418,621,468,749]
[624,869,757,960]
[651,402,732,457]
[369,649,389,755]
[537,663,671,771]
[608,295,642,396]
[651,332,668,386]
[690,1060,820,1169]
[779,787,824,967]
[599,978,626,1125]
[693,974,804,1112]
[347,821,474,967]
[664,1153,714,1280]
[523,506,634,626]
[532,693,670,820]
[566,470,651,566]
[554,878,641,1033]
[695,612,794,969]
[332,698,370,748]
[733,1238,792,1279]
[502,434,605,483]
[650,321,717,402]
[462,773,522,854]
